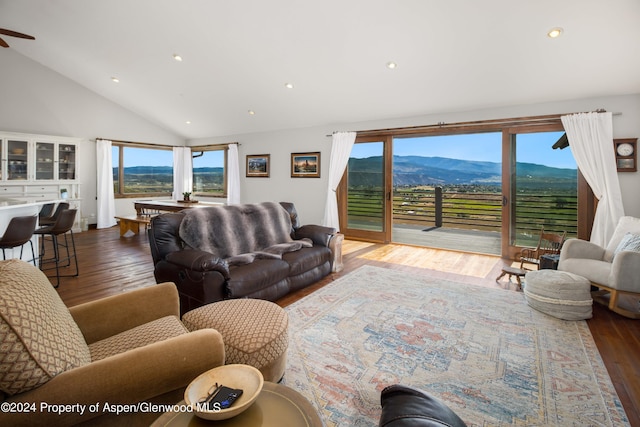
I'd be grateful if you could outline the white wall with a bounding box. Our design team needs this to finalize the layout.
[191,93,640,225]
[0,50,185,223]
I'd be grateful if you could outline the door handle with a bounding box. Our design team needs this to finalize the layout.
[502,196,508,207]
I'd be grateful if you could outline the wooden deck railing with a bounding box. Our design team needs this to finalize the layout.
[348,187,577,236]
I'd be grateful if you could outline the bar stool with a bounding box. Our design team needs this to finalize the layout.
[35,208,79,287]
[39,202,69,226]
[38,203,55,220]
[0,215,38,266]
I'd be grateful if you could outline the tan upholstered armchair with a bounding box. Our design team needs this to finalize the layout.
[558,216,640,319]
[0,260,225,427]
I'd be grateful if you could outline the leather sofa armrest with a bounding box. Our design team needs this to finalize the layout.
[379,384,466,427]
[69,282,180,344]
[2,329,225,427]
[165,249,230,280]
[294,224,336,247]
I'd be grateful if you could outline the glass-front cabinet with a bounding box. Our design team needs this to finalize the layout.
[7,140,29,181]
[58,144,76,180]
[1,132,82,232]
[35,142,55,180]
[1,134,78,182]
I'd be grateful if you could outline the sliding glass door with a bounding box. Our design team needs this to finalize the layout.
[502,125,578,258]
[339,136,392,242]
[338,121,592,257]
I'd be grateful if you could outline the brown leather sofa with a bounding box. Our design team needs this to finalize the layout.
[149,202,338,315]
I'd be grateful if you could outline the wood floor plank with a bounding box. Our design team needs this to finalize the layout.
[49,227,640,426]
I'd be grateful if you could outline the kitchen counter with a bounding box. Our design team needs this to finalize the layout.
[0,197,61,262]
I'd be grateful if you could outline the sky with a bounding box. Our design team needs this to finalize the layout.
[114,147,225,168]
[116,131,577,170]
[352,131,577,170]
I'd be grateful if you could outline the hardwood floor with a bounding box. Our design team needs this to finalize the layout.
[52,227,639,426]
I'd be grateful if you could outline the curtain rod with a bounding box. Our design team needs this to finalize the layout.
[94,138,239,148]
[326,109,621,137]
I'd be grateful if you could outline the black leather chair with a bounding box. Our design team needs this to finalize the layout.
[38,202,55,220]
[0,215,38,266]
[34,208,79,287]
[379,385,467,427]
[39,202,69,226]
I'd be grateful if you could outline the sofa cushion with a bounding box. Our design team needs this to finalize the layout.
[227,259,291,298]
[557,258,612,286]
[89,315,188,361]
[0,260,91,396]
[282,246,332,276]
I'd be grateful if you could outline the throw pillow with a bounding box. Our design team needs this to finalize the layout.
[0,260,91,396]
[604,216,640,261]
[614,232,640,256]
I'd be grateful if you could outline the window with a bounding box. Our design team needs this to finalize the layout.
[112,143,173,197]
[192,146,227,197]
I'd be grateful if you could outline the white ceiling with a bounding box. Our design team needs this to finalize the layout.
[2,0,639,140]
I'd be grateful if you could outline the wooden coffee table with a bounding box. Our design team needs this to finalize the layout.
[151,382,322,426]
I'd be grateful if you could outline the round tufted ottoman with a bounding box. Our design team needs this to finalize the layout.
[181,299,288,382]
[524,270,593,320]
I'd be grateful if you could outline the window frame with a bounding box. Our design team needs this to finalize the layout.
[191,145,228,198]
[112,142,174,199]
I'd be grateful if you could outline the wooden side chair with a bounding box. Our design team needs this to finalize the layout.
[519,227,566,270]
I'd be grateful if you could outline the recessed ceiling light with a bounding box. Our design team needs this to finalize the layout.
[111,77,120,83]
[185,120,191,125]
[248,110,255,115]
[547,27,563,38]
[173,54,183,62]
[285,83,294,89]
[386,61,398,69]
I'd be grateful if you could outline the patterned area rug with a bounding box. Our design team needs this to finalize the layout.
[283,265,629,426]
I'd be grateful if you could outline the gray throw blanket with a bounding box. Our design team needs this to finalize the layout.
[179,202,312,266]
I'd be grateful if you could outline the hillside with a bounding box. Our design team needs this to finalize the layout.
[349,155,577,189]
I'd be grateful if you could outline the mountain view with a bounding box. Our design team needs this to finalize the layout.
[349,155,577,190]
[115,166,224,193]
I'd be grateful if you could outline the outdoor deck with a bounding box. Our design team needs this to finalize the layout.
[392,224,502,255]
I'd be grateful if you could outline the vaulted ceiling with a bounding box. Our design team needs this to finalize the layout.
[2,0,639,139]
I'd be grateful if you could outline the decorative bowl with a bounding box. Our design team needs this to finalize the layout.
[11,148,25,155]
[184,364,264,421]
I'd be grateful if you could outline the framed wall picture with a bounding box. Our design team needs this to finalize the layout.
[291,152,320,178]
[246,154,270,177]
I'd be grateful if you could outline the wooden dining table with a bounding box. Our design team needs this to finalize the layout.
[134,200,224,215]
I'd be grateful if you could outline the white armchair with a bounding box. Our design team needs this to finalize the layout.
[558,216,640,318]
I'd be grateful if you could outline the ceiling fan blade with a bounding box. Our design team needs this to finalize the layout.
[0,28,35,40]
[0,37,9,48]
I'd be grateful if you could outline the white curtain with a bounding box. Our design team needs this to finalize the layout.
[172,146,193,199]
[227,143,241,204]
[96,139,117,229]
[323,131,357,230]
[561,112,625,246]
